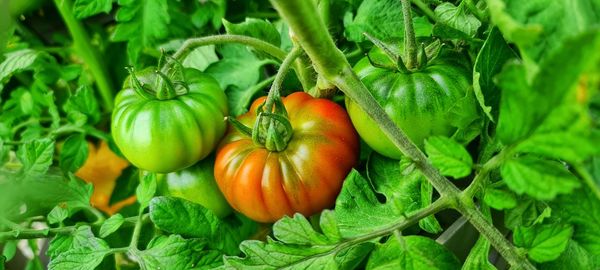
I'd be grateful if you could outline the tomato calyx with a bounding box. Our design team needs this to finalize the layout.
[363,33,444,73]
[228,98,294,152]
[126,54,190,101]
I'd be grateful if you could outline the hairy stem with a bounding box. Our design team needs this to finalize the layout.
[171,34,314,90]
[0,215,148,241]
[53,0,114,111]
[269,1,534,269]
[264,46,303,111]
[128,210,144,251]
[400,0,418,69]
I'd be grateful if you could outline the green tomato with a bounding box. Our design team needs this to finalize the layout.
[158,157,232,218]
[111,68,228,173]
[346,49,480,159]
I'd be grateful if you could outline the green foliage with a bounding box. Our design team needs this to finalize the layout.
[1,0,599,269]
[424,136,473,178]
[99,214,125,238]
[136,235,222,270]
[344,0,433,42]
[366,234,461,269]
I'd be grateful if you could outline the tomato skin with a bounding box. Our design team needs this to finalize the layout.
[158,157,232,218]
[111,68,228,173]
[346,50,479,159]
[215,92,359,222]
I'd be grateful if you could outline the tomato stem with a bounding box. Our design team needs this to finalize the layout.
[154,70,178,100]
[400,0,419,69]
[171,34,315,91]
[264,46,303,112]
[270,1,535,268]
[53,0,114,111]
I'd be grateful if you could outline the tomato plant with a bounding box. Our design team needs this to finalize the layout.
[111,67,228,173]
[1,0,599,269]
[215,92,359,222]
[158,156,232,218]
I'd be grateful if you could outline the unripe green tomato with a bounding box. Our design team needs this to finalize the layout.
[111,68,228,173]
[346,49,480,159]
[158,157,232,218]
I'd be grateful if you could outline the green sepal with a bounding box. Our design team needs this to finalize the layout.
[126,67,155,100]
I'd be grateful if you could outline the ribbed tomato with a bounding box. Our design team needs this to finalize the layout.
[111,68,228,173]
[214,92,359,222]
[346,49,480,159]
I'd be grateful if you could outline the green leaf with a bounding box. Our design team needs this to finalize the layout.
[17,138,55,177]
[73,0,112,19]
[59,134,89,173]
[344,0,432,42]
[149,196,256,255]
[549,188,600,266]
[501,156,580,200]
[424,136,473,178]
[367,153,420,214]
[48,248,109,270]
[137,235,222,270]
[99,214,125,238]
[206,44,271,116]
[473,27,517,121]
[483,187,517,210]
[487,0,600,65]
[0,255,4,270]
[182,45,219,72]
[365,154,443,234]
[514,223,573,263]
[223,18,281,47]
[149,196,220,239]
[335,169,399,237]
[112,0,170,64]
[513,105,599,164]
[47,205,69,225]
[366,234,461,270]
[496,31,600,144]
[0,49,47,92]
[63,85,100,126]
[504,198,549,230]
[47,226,109,261]
[190,0,226,30]
[136,173,156,209]
[539,240,595,270]
[224,213,373,269]
[434,3,481,36]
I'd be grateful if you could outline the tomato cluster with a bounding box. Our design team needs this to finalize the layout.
[110,46,478,222]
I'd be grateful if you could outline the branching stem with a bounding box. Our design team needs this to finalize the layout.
[269,1,535,269]
[170,34,314,90]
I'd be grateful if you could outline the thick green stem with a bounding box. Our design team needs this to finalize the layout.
[171,34,314,90]
[269,1,534,269]
[53,0,114,111]
[455,202,534,270]
[400,0,418,69]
